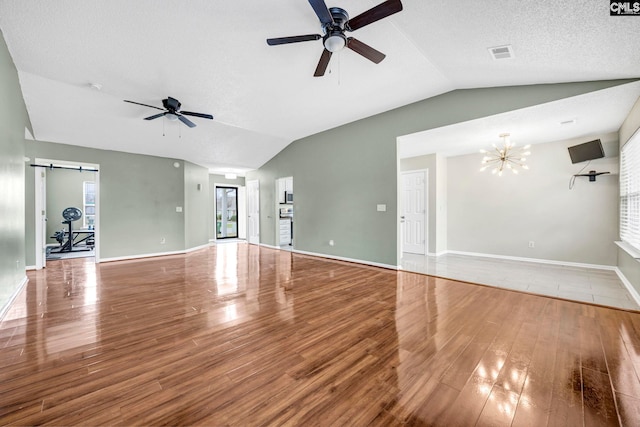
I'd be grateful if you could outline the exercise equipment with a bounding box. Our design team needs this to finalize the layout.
[49,207,95,253]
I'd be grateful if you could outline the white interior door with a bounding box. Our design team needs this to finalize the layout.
[247,179,260,245]
[402,170,427,255]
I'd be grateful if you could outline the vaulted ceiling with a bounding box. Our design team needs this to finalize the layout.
[1,0,639,174]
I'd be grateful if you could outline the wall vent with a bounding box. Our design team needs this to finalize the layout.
[488,45,514,60]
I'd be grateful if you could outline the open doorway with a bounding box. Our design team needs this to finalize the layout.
[34,158,100,269]
[216,186,238,239]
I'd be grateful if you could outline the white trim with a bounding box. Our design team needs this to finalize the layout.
[615,241,640,259]
[259,243,280,250]
[427,251,448,257]
[100,244,211,263]
[25,265,36,271]
[445,250,617,271]
[0,276,28,322]
[185,243,212,253]
[614,267,640,307]
[292,249,399,270]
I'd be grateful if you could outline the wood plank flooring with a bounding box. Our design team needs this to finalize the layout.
[1,243,639,426]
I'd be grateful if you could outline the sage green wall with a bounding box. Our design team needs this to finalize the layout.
[45,168,94,243]
[447,134,619,266]
[184,161,210,249]
[208,174,245,240]
[0,28,31,315]
[25,140,186,263]
[618,95,640,295]
[249,81,634,266]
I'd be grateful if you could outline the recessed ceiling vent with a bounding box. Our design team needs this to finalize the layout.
[488,45,514,60]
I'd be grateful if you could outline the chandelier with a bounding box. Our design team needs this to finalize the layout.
[480,133,531,176]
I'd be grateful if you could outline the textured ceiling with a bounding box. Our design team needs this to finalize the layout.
[1,0,639,174]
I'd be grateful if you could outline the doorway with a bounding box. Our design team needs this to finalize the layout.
[34,158,100,269]
[216,186,238,239]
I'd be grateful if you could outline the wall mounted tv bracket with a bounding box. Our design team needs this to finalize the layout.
[573,170,610,182]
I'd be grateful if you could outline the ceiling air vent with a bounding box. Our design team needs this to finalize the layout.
[488,45,514,60]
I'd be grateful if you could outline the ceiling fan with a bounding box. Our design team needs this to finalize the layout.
[266,0,403,77]
[124,97,213,128]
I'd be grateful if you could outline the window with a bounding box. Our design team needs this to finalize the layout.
[620,131,640,252]
[83,181,96,229]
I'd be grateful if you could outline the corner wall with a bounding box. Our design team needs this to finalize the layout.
[0,29,30,316]
[618,95,640,295]
[25,140,187,263]
[249,81,635,266]
[447,134,620,266]
[184,161,210,249]
[400,154,447,255]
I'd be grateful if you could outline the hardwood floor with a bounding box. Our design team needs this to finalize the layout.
[1,243,639,426]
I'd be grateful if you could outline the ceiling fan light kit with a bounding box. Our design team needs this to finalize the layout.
[266,0,403,76]
[124,96,213,128]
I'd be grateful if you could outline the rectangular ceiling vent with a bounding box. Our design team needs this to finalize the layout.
[488,45,514,60]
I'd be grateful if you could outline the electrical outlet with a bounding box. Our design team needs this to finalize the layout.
[160,237,166,244]
[528,241,535,248]
[329,240,334,246]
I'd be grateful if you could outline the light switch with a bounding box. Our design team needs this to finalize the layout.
[377,204,387,212]
[176,206,183,212]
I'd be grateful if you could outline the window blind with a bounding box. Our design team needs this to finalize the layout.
[620,131,640,252]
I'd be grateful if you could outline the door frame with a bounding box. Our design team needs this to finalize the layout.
[34,158,100,269]
[215,186,240,239]
[212,182,246,240]
[247,179,260,245]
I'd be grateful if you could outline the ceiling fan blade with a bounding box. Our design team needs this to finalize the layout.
[347,38,386,63]
[178,115,197,128]
[314,49,332,77]
[124,100,165,111]
[267,34,322,46]
[308,0,334,25]
[347,0,403,31]
[181,111,214,120]
[144,112,166,120]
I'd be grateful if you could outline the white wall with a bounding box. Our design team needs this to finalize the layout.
[447,133,619,266]
[618,96,640,295]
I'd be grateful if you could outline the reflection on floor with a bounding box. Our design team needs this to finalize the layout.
[401,252,640,311]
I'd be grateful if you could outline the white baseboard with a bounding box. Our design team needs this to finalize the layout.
[427,251,448,257]
[259,243,280,250]
[100,243,212,263]
[0,275,28,322]
[445,250,617,271]
[185,243,212,253]
[614,268,640,307]
[292,249,399,271]
[25,265,36,271]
